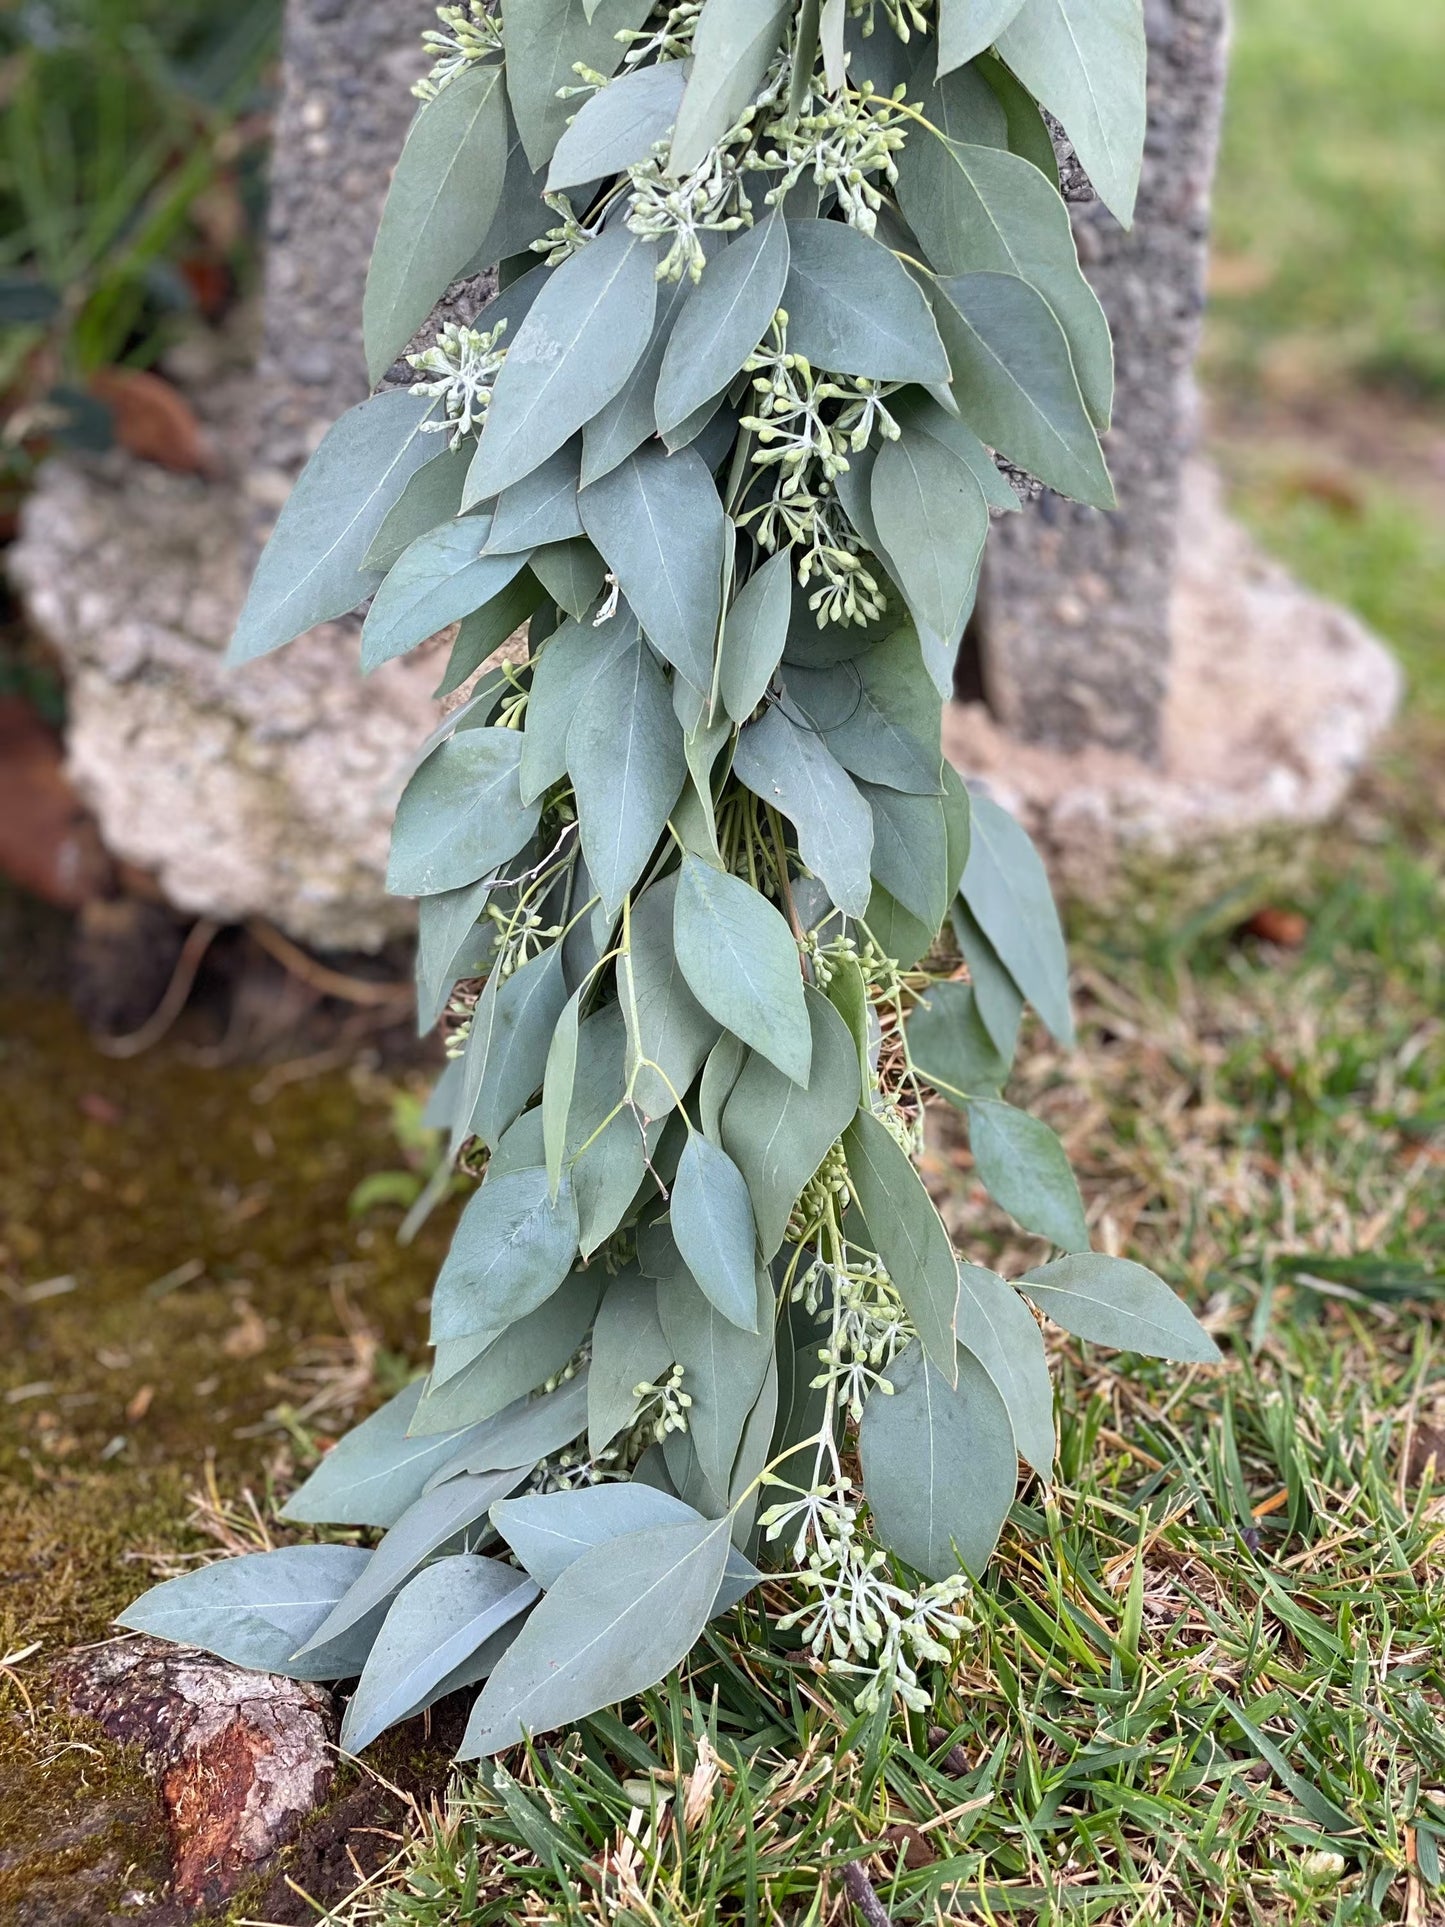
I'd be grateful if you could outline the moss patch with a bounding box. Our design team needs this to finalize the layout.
[0,994,454,1919]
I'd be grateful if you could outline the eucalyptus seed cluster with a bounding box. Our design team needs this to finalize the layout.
[412,1,503,102]
[738,311,898,625]
[625,142,752,283]
[847,0,933,41]
[753,82,912,237]
[631,1363,692,1443]
[407,318,509,447]
[618,1,702,69]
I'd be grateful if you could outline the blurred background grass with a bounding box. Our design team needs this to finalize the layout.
[1204,0,1445,714]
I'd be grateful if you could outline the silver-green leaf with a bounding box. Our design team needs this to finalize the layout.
[955,1261,1055,1477]
[669,0,791,175]
[1019,1253,1222,1363]
[719,550,791,724]
[430,1167,580,1344]
[673,855,812,1086]
[995,0,1148,226]
[671,1133,760,1332]
[468,226,659,501]
[656,214,791,440]
[622,872,722,1121]
[567,631,687,916]
[388,729,540,898]
[502,0,653,169]
[548,59,690,189]
[734,704,874,918]
[721,984,860,1257]
[958,791,1073,1043]
[578,444,726,693]
[843,1108,959,1382]
[966,1097,1089,1250]
[932,270,1113,507]
[363,63,509,383]
[860,1341,1017,1579]
[459,1512,732,1756]
[361,518,529,672]
[782,219,951,384]
[229,391,435,665]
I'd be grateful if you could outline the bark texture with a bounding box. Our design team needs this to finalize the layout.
[53,1638,335,1911]
[978,0,1230,759]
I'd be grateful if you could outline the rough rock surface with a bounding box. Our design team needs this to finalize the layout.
[10,452,446,952]
[978,0,1230,758]
[52,1636,336,1911]
[946,462,1404,894]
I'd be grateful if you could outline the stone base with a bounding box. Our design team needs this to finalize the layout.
[9,449,446,953]
[945,461,1404,896]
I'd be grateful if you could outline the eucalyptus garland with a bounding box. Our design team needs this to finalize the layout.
[123,0,1218,1758]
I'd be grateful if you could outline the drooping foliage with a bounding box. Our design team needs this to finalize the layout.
[124,0,1217,1756]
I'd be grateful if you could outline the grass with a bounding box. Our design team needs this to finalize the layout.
[297,740,1443,1926]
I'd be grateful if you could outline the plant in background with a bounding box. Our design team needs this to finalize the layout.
[122,0,1219,1759]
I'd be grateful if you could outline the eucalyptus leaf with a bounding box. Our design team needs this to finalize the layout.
[460,1512,732,1755]
[950,897,1024,1061]
[656,215,790,439]
[843,1109,959,1381]
[658,1265,774,1492]
[721,985,859,1257]
[230,392,435,665]
[995,0,1147,226]
[891,389,1020,513]
[670,0,791,175]
[430,1167,580,1344]
[860,780,950,931]
[895,136,1112,428]
[860,1341,1017,1579]
[699,1030,748,1144]
[362,519,529,671]
[464,105,562,273]
[955,1261,1055,1477]
[720,550,791,723]
[567,1006,659,1254]
[492,1485,760,1610]
[914,47,1011,147]
[588,1272,673,1455]
[673,855,812,1086]
[871,420,989,647]
[412,1273,602,1431]
[520,612,636,804]
[340,1555,539,1753]
[543,989,582,1196]
[117,1546,374,1682]
[966,1097,1089,1249]
[581,263,700,486]
[423,1372,592,1490]
[937,0,1028,71]
[530,537,609,619]
[932,271,1113,507]
[1019,1254,1222,1363]
[906,977,1010,1103]
[485,439,585,555]
[434,572,544,697]
[363,439,472,573]
[622,873,722,1121]
[784,626,943,795]
[782,219,951,384]
[415,873,496,1034]
[548,59,689,189]
[299,1467,531,1656]
[567,631,687,916]
[578,444,726,692]
[978,50,1061,182]
[468,226,659,501]
[823,951,871,1102]
[388,729,539,898]
[457,937,570,1153]
[364,63,509,383]
[734,704,873,918]
[958,792,1073,1043]
[282,1381,486,1529]
[501,0,653,169]
[671,1133,760,1332]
